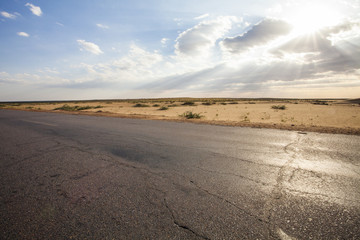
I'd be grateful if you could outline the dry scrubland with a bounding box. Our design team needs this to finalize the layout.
[1,98,360,135]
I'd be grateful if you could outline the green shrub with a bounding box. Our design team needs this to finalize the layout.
[159,106,169,111]
[180,111,203,119]
[312,100,328,105]
[10,103,22,106]
[133,103,150,107]
[54,104,103,111]
[182,101,195,106]
[54,104,77,111]
[202,102,215,105]
[153,104,160,107]
[271,105,286,110]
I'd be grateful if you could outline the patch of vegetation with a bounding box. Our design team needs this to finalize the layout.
[168,104,177,107]
[220,102,227,105]
[202,101,215,105]
[228,101,239,104]
[182,101,196,106]
[153,104,160,107]
[10,103,22,106]
[54,104,78,111]
[242,115,250,122]
[158,106,169,111]
[312,100,329,105]
[180,111,203,119]
[271,105,287,110]
[26,106,34,109]
[54,104,103,111]
[0,104,6,108]
[133,103,150,107]
[247,102,256,104]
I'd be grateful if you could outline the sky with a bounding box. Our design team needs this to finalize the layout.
[0,0,359,101]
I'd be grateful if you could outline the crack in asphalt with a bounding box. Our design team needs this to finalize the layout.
[284,188,360,204]
[189,180,268,224]
[195,166,272,186]
[200,150,281,169]
[163,198,211,240]
[264,133,302,238]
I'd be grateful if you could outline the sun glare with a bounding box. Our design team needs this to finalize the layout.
[287,3,343,35]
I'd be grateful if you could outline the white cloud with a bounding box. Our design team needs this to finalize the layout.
[221,18,292,54]
[194,13,209,20]
[25,3,42,17]
[77,40,103,55]
[173,18,182,26]
[17,32,30,37]
[56,22,64,27]
[140,19,360,97]
[161,38,169,46]
[175,16,238,56]
[96,23,109,29]
[1,11,17,19]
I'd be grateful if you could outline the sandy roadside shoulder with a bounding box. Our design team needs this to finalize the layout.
[1,99,360,135]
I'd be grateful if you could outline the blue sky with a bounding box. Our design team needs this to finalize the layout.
[0,0,359,101]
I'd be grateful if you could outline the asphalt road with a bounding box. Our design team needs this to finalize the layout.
[0,109,359,239]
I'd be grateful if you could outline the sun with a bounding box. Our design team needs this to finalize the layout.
[286,3,343,35]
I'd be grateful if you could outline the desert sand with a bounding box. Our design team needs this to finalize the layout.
[1,98,360,135]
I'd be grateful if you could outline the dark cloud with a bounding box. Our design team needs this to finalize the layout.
[221,18,292,53]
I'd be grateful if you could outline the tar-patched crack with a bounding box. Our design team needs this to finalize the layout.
[264,132,304,238]
[163,198,211,240]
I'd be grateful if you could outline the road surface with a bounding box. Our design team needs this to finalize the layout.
[0,109,359,239]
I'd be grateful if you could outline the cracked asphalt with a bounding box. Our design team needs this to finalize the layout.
[0,109,359,239]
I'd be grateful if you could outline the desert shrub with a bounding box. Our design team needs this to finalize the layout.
[168,104,177,107]
[54,104,102,111]
[10,103,22,106]
[153,104,160,107]
[271,105,286,110]
[182,101,195,106]
[77,106,93,111]
[180,111,203,119]
[220,102,227,105]
[312,100,329,105]
[159,106,169,111]
[228,101,239,104]
[54,104,77,111]
[202,102,215,105]
[133,103,150,107]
